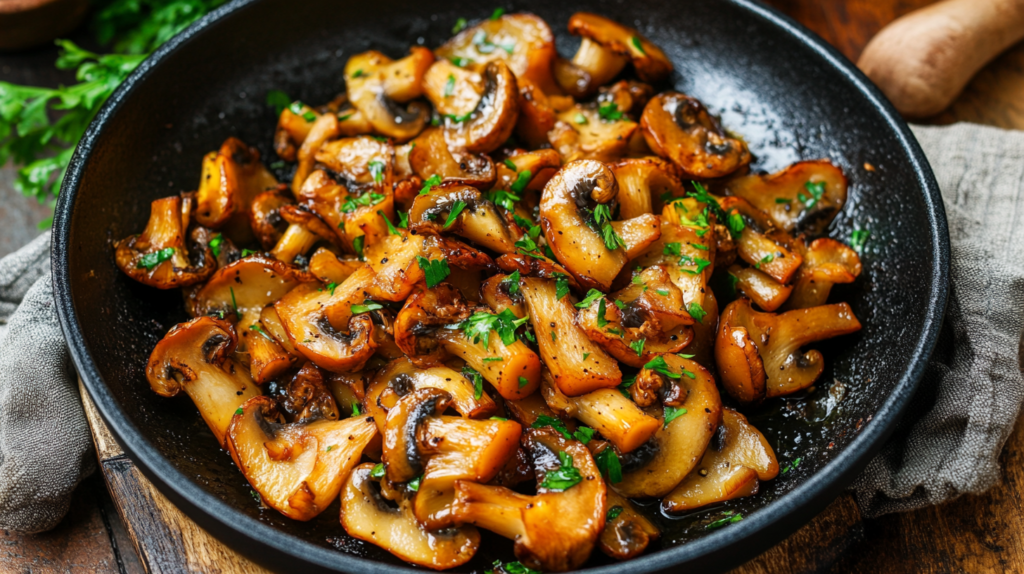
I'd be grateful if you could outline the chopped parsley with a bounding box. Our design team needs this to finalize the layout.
[688,302,707,323]
[488,189,521,211]
[368,160,385,184]
[663,406,688,428]
[531,415,571,440]
[350,69,366,79]
[631,274,649,292]
[209,234,223,257]
[462,365,485,400]
[755,253,775,269]
[550,331,557,341]
[370,463,386,479]
[490,7,505,19]
[629,338,646,357]
[513,214,541,238]
[351,302,384,314]
[416,256,451,288]
[850,228,870,253]
[643,355,681,379]
[656,288,669,296]
[504,270,521,296]
[240,248,256,257]
[583,352,591,361]
[705,511,743,530]
[352,235,365,261]
[408,475,422,492]
[618,374,636,398]
[539,450,583,491]
[397,210,410,229]
[782,457,804,474]
[487,560,541,574]
[490,416,508,421]
[510,169,532,193]
[595,447,623,484]
[574,112,588,125]
[325,445,336,453]
[802,181,825,208]
[593,203,626,250]
[663,242,681,257]
[444,74,456,97]
[136,247,174,271]
[631,36,646,54]
[234,407,244,415]
[443,200,467,229]
[288,101,316,122]
[229,287,240,319]
[445,111,474,123]
[452,17,468,34]
[379,210,401,235]
[460,309,529,348]
[351,403,361,416]
[689,181,745,238]
[597,298,609,329]
[449,56,473,68]
[554,273,570,300]
[573,426,595,444]
[576,289,605,308]
[607,506,624,521]
[419,174,442,195]
[775,197,791,204]
[503,158,517,170]
[514,234,545,259]
[518,376,529,388]
[483,357,504,363]
[265,90,291,115]
[341,191,385,213]
[248,323,274,341]
[597,102,624,122]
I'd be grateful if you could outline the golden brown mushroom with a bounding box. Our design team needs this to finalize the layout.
[609,157,684,219]
[441,61,519,154]
[728,264,793,312]
[640,92,751,179]
[599,490,660,560]
[662,408,778,513]
[185,254,315,319]
[452,428,607,572]
[716,298,862,403]
[423,59,484,118]
[547,102,638,164]
[248,186,294,250]
[226,395,377,520]
[195,137,280,241]
[408,127,497,189]
[565,13,673,88]
[341,463,481,569]
[781,238,862,310]
[292,113,341,194]
[269,362,340,422]
[409,184,517,253]
[114,195,217,289]
[345,48,433,142]
[393,283,474,366]
[269,205,340,265]
[145,316,260,446]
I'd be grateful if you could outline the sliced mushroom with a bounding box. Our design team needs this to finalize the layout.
[408,127,497,189]
[308,247,363,286]
[480,273,527,317]
[548,103,638,164]
[383,387,452,483]
[452,428,606,572]
[295,169,395,254]
[325,370,368,416]
[716,298,862,403]
[435,13,559,95]
[719,160,847,236]
[363,357,497,434]
[616,355,722,498]
[345,48,433,142]
[274,94,374,162]
[718,196,804,285]
[781,238,862,310]
[540,373,659,454]
[270,205,340,265]
[361,232,430,302]
[246,312,298,384]
[515,80,559,148]
[341,463,480,569]
[519,276,621,396]
[413,415,523,529]
[495,149,562,195]
[640,92,751,179]
[442,61,519,154]
[393,283,474,366]
[315,136,394,190]
[292,112,341,194]
[249,186,294,250]
[566,13,672,88]
[227,395,376,520]
[186,254,315,319]
[599,489,659,560]
[268,362,340,423]
[195,137,280,240]
[423,59,484,117]
[541,159,659,291]
[145,317,260,446]
[662,408,779,513]
[114,195,216,289]
[409,184,517,253]
[610,157,684,219]
[729,264,793,312]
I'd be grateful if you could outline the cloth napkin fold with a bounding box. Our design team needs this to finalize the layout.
[0,123,1022,532]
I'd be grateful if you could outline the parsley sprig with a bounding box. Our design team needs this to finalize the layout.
[539,450,583,491]
[460,309,528,348]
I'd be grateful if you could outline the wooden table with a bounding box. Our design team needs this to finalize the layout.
[3,1,1024,572]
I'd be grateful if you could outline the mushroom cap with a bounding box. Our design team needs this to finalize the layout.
[409,127,497,190]
[410,184,517,254]
[382,387,452,483]
[274,282,379,373]
[442,61,520,155]
[345,49,433,142]
[185,254,316,318]
[567,12,673,83]
[248,186,294,250]
[599,489,660,560]
[195,137,280,232]
[393,283,473,365]
[640,92,751,179]
[781,237,862,310]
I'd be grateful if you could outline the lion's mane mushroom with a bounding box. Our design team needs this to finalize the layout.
[556,12,672,96]
[408,127,497,189]
[394,283,474,366]
[409,184,517,254]
[226,395,377,521]
[452,428,607,572]
[344,48,434,142]
[270,205,341,265]
[249,186,294,250]
[145,317,260,446]
[719,160,848,236]
[781,238,862,311]
[540,159,660,291]
[615,354,722,498]
[662,408,778,513]
[435,12,559,95]
[195,137,280,242]
[441,61,519,155]
[716,298,862,404]
[341,463,481,569]
[363,357,498,434]
[519,276,621,396]
[640,92,751,179]
[577,265,695,367]
[599,490,660,560]
[540,372,660,454]
[114,195,217,289]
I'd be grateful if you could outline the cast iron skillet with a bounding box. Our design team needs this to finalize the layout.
[51,0,950,572]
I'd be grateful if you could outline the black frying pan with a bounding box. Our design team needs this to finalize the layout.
[51,0,950,572]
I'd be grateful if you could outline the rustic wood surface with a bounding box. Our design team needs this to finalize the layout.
[1,0,1023,572]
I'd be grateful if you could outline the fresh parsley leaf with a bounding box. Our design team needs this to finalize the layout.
[351,69,366,78]
[351,402,361,416]
[775,197,791,204]
[234,407,243,415]
[248,323,274,341]
[583,352,590,361]
[510,169,532,193]
[240,248,256,257]
[351,302,383,314]
[850,228,870,253]
[803,181,825,208]
[352,235,365,261]
[463,366,485,400]
[229,286,240,319]
[397,210,410,229]
[656,288,669,296]
[614,299,627,310]
[443,200,467,229]
[368,160,385,184]
[595,448,623,483]
[631,36,646,54]
[460,309,528,348]
[618,374,636,397]
[550,331,557,341]
[663,242,681,257]
[678,254,712,275]
[643,355,681,379]
[265,90,291,116]
[490,7,505,19]
[755,253,774,269]
[445,111,474,123]
[379,210,401,235]
[136,247,175,271]
[483,357,504,363]
[420,174,442,195]
[416,256,450,288]
[444,74,456,97]
[531,415,571,440]
[597,298,609,329]
[503,158,517,170]
[607,506,624,521]
[705,511,743,530]
[504,270,521,296]
[573,426,595,444]
[518,376,529,388]
[341,191,385,213]
[452,17,468,34]
[490,416,508,421]
[539,451,583,491]
[598,102,624,121]
[576,289,605,308]
[554,273,570,300]
[370,463,386,479]
[489,189,521,211]
[209,233,223,257]
[288,100,316,122]
[688,302,707,323]
[449,56,473,67]
[629,338,646,357]
[408,475,422,491]
[574,112,588,125]
[663,406,688,428]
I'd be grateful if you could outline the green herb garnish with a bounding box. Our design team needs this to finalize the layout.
[539,451,583,491]
[416,256,450,288]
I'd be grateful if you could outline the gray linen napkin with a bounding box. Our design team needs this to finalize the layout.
[0,122,1022,532]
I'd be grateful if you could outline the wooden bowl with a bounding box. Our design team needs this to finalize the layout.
[0,0,88,51]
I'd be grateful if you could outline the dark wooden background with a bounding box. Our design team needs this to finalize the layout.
[2,0,1024,572]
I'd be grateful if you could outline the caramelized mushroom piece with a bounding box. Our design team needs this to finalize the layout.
[662,408,778,513]
[721,196,804,285]
[308,248,363,286]
[720,160,847,236]
[640,92,751,179]
[423,59,484,117]
[728,264,793,312]
[345,49,433,142]
[616,355,722,498]
[296,169,395,254]
[781,238,862,310]
[271,362,340,422]
[541,159,660,291]
[186,254,315,319]
[383,388,452,483]
[273,93,373,162]
[442,61,519,155]
[495,149,562,194]
[716,298,862,403]
[452,428,606,572]
[247,310,298,384]
[609,157,684,219]
[361,232,430,302]
[145,317,260,446]
[114,195,216,289]
[548,103,638,164]
[566,12,673,87]
[363,357,497,434]
[248,186,294,250]
[409,184,517,253]
[269,205,340,265]
[393,283,474,366]
[541,373,660,454]
[195,137,280,239]
[314,135,394,190]
[409,127,497,189]
[435,13,559,95]
[600,490,660,560]
[227,396,376,520]
[515,80,558,148]
[292,113,341,194]
[519,276,621,396]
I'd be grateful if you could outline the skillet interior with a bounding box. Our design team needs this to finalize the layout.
[52,0,949,572]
